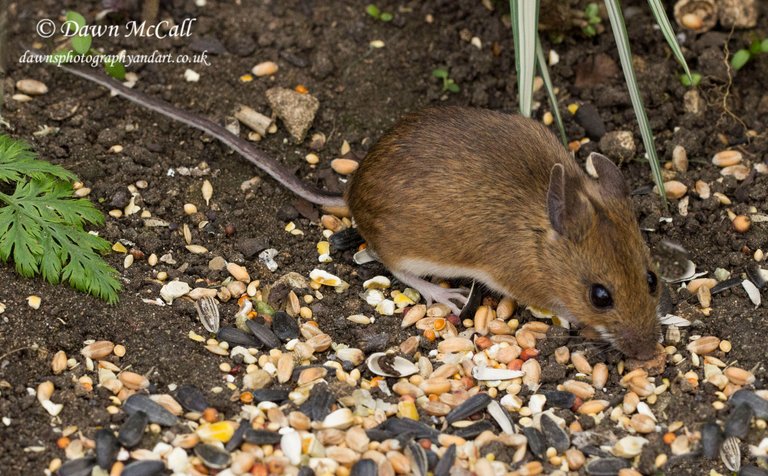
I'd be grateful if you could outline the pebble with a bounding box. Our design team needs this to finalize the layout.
[159,280,191,304]
[265,87,319,142]
[599,131,635,160]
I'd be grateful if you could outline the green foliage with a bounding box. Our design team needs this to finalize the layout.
[508,0,692,208]
[366,4,393,22]
[0,135,121,303]
[680,72,701,87]
[50,11,126,80]
[730,38,768,71]
[432,68,460,93]
[66,11,92,54]
[582,3,602,37]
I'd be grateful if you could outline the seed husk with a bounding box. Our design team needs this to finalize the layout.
[331,158,359,175]
[701,422,724,459]
[94,429,119,469]
[540,413,570,453]
[725,367,755,386]
[571,352,592,374]
[175,385,209,413]
[687,336,720,355]
[52,351,67,374]
[563,380,595,400]
[725,403,754,439]
[445,393,492,423]
[81,341,115,360]
[118,411,148,448]
[720,435,741,472]
[195,443,232,469]
[123,395,178,426]
[245,320,281,348]
[577,399,610,415]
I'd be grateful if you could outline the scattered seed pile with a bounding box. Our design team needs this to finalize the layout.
[35,206,768,476]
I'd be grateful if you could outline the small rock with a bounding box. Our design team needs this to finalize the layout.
[599,131,636,161]
[683,90,704,114]
[719,0,758,29]
[265,87,320,142]
[236,238,267,259]
[208,256,227,271]
[160,280,191,304]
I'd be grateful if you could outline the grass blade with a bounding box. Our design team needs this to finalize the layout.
[509,0,540,117]
[647,0,691,80]
[535,37,567,145]
[604,0,667,207]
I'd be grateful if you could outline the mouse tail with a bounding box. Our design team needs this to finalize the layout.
[45,58,345,208]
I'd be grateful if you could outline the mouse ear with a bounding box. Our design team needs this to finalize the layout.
[589,152,629,198]
[547,164,594,241]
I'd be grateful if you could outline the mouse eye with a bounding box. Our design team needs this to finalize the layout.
[647,271,658,294]
[589,284,613,310]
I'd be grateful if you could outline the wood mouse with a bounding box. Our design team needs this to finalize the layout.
[52,64,661,359]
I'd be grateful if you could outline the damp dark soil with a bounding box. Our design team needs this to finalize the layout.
[1,0,768,474]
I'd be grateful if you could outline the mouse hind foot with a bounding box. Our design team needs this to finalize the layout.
[391,270,468,316]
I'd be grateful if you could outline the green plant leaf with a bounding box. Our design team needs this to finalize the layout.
[0,136,75,183]
[509,0,540,117]
[647,0,692,82]
[71,34,92,55]
[604,0,667,207]
[380,12,393,22]
[731,49,751,71]
[446,82,460,93]
[680,72,701,87]
[583,25,597,37]
[535,37,567,145]
[0,136,121,303]
[585,3,600,18]
[432,68,448,79]
[66,11,87,28]
[761,38,768,53]
[104,60,126,80]
[366,4,381,18]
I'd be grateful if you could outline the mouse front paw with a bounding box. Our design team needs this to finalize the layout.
[391,270,469,316]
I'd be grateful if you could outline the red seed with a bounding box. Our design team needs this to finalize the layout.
[520,348,540,361]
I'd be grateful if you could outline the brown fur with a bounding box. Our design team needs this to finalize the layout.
[346,107,660,359]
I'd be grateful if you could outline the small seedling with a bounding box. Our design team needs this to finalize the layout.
[731,38,768,71]
[582,3,602,37]
[680,72,701,87]
[432,68,460,93]
[0,135,121,303]
[366,4,393,22]
[50,11,126,80]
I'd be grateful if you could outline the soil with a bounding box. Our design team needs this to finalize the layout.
[1,0,767,475]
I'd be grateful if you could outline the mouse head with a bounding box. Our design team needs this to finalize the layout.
[545,153,660,360]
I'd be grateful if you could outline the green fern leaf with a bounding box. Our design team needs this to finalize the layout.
[0,135,121,303]
[0,136,75,183]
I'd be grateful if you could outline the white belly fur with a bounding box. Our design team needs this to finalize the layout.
[393,257,510,297]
